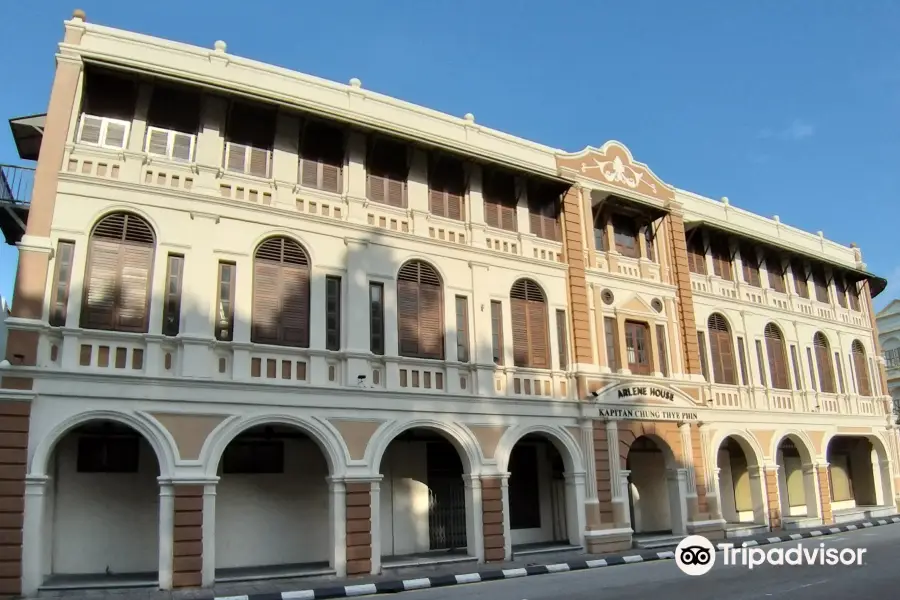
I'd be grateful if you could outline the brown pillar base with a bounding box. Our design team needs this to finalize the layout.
[346,482,372,576]
[0,401,28,600]
[481,477,505,563]
[173,486,203,589]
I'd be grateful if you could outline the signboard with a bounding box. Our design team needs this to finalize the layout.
[616,385,675,401]
[598,407,699,422]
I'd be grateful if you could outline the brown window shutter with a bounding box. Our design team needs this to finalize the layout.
[397,261,444,360]
[687,235,707,275]
[851,340,871,396]
[50,240,76,327]
[813,333,836,393]
[708,313,736,385]
[251,237,310,347]
[81,212,156,333]
[510,279,548,368]
[792,260,809,298]
[764,323,789,389]
[741,245,761,287]
[767,257,786,293]
[483,169,518,232]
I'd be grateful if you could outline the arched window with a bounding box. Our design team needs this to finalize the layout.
[851,340,871,396]
[397,260,444,359]
[81,212,156,332]
[510,279,549,368]
[764,323,790,390]
[707,313,737,385]
[813,333,836,394]
[251,236,310,347]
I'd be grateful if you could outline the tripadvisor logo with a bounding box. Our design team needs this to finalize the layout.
[674,535,867,576]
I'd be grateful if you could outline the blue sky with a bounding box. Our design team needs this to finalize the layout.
[1,1,898,309]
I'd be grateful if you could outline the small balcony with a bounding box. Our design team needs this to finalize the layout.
[0,164,34,245]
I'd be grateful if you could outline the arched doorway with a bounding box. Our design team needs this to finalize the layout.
[716,436,766,533]
[214,424,331,581]
[42,420,161,589]
[826,435,894,522]
[775,435,821,528]
[507,433,578,552]
[625,436,685,536]
[378,428,472,565]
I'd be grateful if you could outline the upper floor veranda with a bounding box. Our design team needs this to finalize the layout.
[1,11,889,420]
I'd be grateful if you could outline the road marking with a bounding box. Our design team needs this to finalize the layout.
[762,579,830,597]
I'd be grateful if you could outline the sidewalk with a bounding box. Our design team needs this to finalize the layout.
[36,514,900,600]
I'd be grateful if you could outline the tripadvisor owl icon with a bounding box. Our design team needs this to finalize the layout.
[675,535,716,576]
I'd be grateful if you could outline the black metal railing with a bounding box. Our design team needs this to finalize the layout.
[0,164,35,205]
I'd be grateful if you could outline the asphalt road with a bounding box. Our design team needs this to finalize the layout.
[399,524,900,600]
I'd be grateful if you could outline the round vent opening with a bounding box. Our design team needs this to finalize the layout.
[651,298,664,313]
[601,289,615,305]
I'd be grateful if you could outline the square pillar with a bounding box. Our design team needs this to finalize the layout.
[816,463,834,524]
[20,477,46,599]
[0,401,29,600]
[345,482,372,576]
[463,475,484,560]
[763,466,782,530]
[201,484,216,586]
[480,476,507,562]
[172,485,204,589]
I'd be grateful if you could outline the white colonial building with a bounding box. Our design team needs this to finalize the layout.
[0,10,894,599]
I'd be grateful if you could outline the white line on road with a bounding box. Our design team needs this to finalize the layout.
[761,579,830,597]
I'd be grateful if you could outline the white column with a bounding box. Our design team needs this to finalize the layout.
[463,475,484,560]
[194,95,227,193]
[514,176,530,234]
[606,421,622,500]
[619,469,632,528]
[407,148,429,233]
[21,476,48,598]
[500,474,512,560]
[679,422,697,495]
[580,420,598,504]
[801,463,821,520]
[126,82,153,152]
[467,163,486,246]
[469,262,496,396]
[369,479,381,574]
[668,468,689,535]
[564,471,587,546]
[329,478,347,576]
[201,484,216,586]
[231,253,253,381]
[272,112,300,206]
[158,482,175,590]
[699,423,723,519]
[345,131,367,224]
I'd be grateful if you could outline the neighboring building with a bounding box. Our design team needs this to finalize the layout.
[876,299,900,419]
[0,10,894,598]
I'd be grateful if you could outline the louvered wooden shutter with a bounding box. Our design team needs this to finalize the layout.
[708,313,736,385]
[765,324,789,389]
[251,237,310,347]
[299,121,344,193]
[510,279,549,368]
[171,132,193,161]
[741,245,761,287]
[483,170,517,232]
[104,121,128,148]
[81,213,155,333]
[397,261,444,360]
[851,341,871,396]
[767,258,786,292]
[79,115,103,145]
[792,260,809,298]
[687,235,707,274]
[814,333,836,393]
[226,143,247,172]
[146,128,169,156]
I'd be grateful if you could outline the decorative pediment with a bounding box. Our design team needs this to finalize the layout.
[556,141,675,203]
[621,295,655,315]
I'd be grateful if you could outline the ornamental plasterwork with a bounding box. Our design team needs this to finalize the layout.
[556,141,675,203]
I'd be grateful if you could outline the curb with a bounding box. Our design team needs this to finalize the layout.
[223,515,900,600]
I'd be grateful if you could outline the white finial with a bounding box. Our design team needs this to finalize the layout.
[464,113,475,123]
[214,40,227,52]
[773,215,780,223]
[0,360,9,368]
[721,196,729,205]
[349,77,362,89]
[72,8,86,21]
[817,231,824,238]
